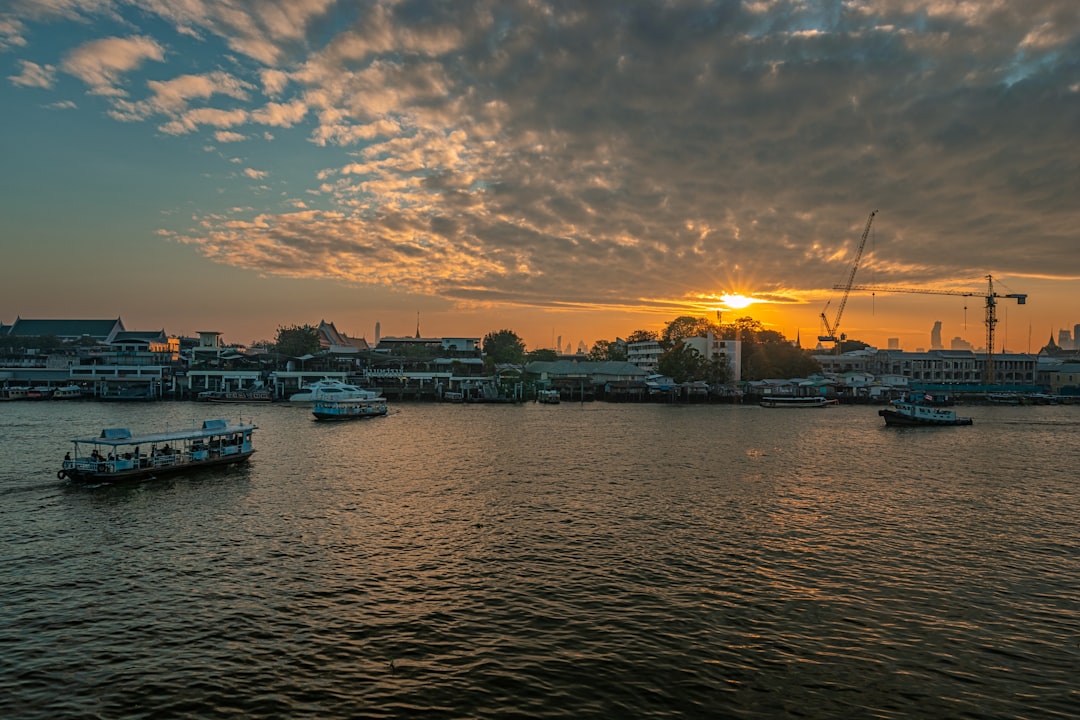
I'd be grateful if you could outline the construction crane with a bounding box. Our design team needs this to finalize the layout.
[819,210,878,351]
[841,275,1027,384]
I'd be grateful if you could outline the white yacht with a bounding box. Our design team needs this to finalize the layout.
[288,378,380,403]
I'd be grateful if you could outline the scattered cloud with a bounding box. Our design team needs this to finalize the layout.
[8,59,54,88]
[214,130,246,142]
[243,167,267,179]
[61,35,165,96]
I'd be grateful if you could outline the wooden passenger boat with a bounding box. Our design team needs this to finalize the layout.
[58,418,257,483]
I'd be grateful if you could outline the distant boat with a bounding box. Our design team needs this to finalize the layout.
[536,389,561,404]
[759,396,837,408]
[58,418,257,483]
[879,395,973,427]
[198,388,274,403]
[312,397,388,421]
[51,385,84,400]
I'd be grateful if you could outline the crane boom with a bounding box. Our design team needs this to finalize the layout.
[841,275,1027,384]
[819,210,877,349]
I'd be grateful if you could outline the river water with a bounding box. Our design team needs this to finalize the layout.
[1,400,1078,719]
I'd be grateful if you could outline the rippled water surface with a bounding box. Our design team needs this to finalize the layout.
[2,401,1078,719]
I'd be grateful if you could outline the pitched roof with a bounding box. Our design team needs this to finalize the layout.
[113,330,167,342]
[8,318,124,340]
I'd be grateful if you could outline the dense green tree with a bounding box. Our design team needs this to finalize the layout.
[588,339,627,362]
[274,324,321,357]
[625,329,658,344]
[482,329,525,364]
[743,341,822,380]
[661,316,722,348]
[526,348,558,362]
[657,341,705,383]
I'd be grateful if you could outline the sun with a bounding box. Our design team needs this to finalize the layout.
[721,294,756,309]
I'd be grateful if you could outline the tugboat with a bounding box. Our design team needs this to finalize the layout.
[879,393,973,427]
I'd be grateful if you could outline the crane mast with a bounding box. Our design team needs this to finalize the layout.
[819,210,877,351]
[842,275,1027,384]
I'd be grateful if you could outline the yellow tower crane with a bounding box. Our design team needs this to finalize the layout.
[841,275,1027,385]
[818,210,878,351]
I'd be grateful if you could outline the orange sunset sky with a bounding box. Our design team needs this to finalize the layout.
[2,2,1079,353]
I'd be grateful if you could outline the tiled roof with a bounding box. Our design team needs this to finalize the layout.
[8,318,123,339]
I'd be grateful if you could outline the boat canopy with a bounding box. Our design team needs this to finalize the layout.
[72,420,257,447]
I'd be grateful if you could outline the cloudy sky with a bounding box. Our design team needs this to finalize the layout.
[3,1,1079,352]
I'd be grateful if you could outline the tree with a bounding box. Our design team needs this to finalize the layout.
[744,341,822,380]
[526,348,558,362]
[588,339,627,362]
[657,341,705,383]
[625,329,658,344]
[482,329,525,364]
[661,316,721,347]
[275,324,321,357]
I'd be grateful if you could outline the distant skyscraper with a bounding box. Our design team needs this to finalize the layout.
[375,321,380,344]
[950,336,973,351]
[930,321,943,350]
[1058,329,1072,350]
[1073,324,1080,350]
[888,338,900,350]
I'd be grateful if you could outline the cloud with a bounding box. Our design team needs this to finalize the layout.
[61,35,165,96]
[250,100,307,127]
[145,71,253,113]
[158,106,249,135]
[9,1,1080,322]
[214,130,247,142]
[0,16,28,50]
[8,60,54,88]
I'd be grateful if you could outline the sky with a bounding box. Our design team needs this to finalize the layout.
[2,1,1079,353]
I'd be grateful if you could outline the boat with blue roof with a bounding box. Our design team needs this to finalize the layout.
[58,418,257,482]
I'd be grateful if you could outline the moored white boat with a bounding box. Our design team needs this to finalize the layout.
[536,389,561,404]
[198,388,274,403]
[288,378,380,403]
[759,396,837,408]
[312,397,388,420]
[59,418,257,483]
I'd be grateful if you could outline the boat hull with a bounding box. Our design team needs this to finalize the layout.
[62,451,254,482]
[878,408,973,426]
[759,397,837,408]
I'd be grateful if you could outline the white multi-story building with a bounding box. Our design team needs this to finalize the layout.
[626,339,664,373]
[683,333,742,383]
[628,333,742,383]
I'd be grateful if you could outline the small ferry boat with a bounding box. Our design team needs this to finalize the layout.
[879,395,973,427]
[759,396,837,408]
[58,418,257,483]
[312,397,388,421]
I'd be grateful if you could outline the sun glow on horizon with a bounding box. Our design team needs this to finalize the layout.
[721,294,757,309]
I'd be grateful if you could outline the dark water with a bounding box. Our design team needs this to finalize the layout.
[1,401,1078,719]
